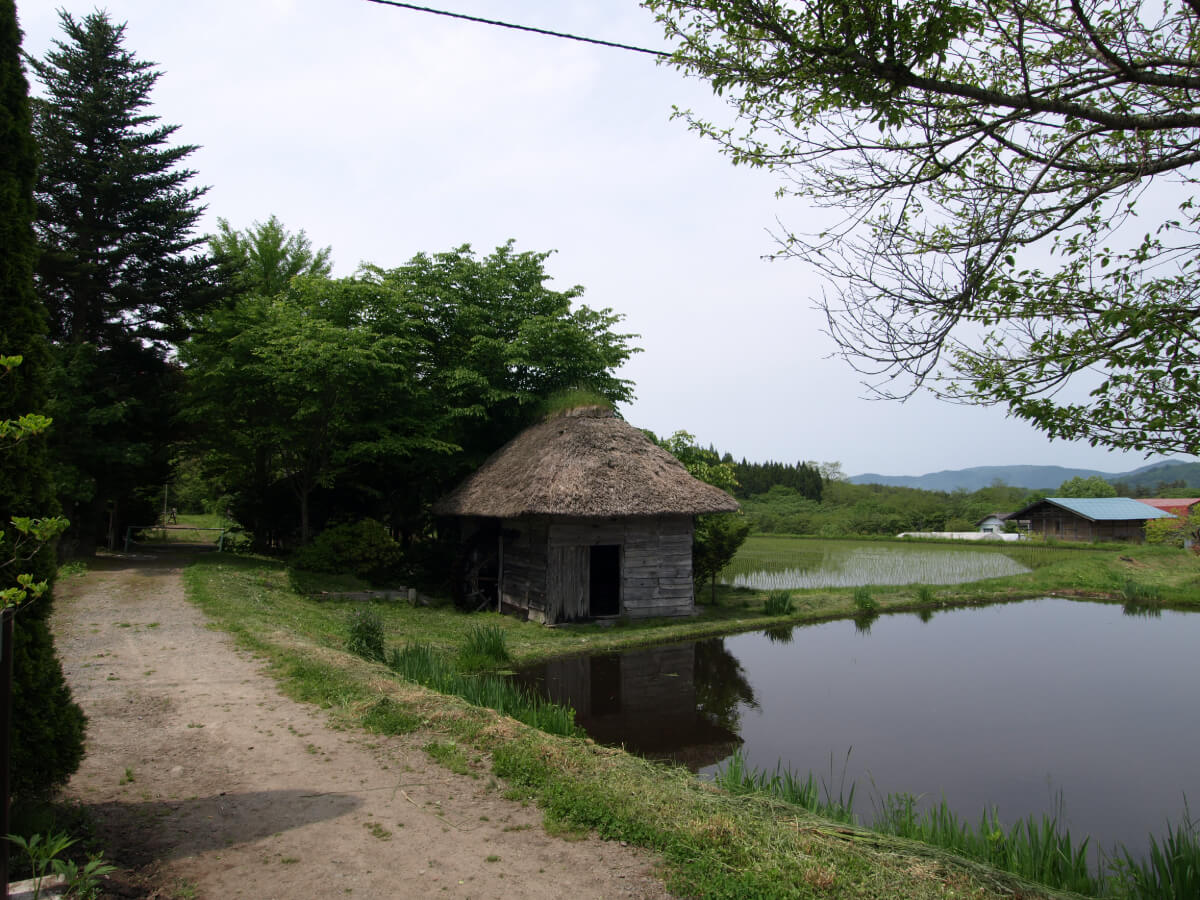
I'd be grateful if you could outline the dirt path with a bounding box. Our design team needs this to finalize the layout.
[51,552,673,900]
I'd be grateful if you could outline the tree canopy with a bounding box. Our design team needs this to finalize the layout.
[647,0,1200,455]
[183,240,638,549]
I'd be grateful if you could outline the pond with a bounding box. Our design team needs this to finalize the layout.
[719,537,1033,590]
[514,598,1200,860]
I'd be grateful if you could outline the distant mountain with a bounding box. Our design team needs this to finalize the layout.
[849,460,1200,492]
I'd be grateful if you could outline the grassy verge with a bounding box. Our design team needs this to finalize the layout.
[182,554,1097,899]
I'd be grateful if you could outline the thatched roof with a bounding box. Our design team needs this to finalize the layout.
[434,406,740,519]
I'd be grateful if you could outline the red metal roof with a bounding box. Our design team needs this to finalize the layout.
[1135,498,1200,517]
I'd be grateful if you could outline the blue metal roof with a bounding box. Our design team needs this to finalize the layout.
[1042,497,1175,521]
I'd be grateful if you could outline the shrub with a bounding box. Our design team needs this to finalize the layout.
[290,519,403,585]
[345,608,385,662]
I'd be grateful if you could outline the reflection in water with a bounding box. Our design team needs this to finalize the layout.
[762,624,795,644]
[515,639,755,770]
[515,598,1200,861]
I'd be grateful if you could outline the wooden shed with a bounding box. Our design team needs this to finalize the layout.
[433,406,739,623]
[1009,497,1173,543]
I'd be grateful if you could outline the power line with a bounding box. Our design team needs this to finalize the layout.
[362,0,672,58]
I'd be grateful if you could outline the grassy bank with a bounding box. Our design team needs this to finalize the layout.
[181,552,1121,899]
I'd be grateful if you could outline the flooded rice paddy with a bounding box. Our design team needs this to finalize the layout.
[515,597,1200,860]
[719,537,1033,589]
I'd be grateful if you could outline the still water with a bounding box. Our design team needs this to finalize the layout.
[515,598,1200,858]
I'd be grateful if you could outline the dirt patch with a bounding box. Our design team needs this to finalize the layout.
[51,552,673,899]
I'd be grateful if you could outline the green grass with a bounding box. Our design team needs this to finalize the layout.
[1110,810,1200,899]
[181,554,1092,900]
[386,641,579,737]
[874,792,1097,896]
[178,549,1200,899]
[458,623,513,670]
[715,750,856,824]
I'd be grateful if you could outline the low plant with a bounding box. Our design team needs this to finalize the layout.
[345,608,385,662]
[916,585,935,604]
[386,642,580,737]
[53,853,117,899]
[7,831,76,899]
[361,698,422,735]
[1120,577,1162,606]
[290,518,403,584]
[1110,807,1200,899]
[715,750,856,824]
[853,585,878,613]
[762,590,794,616]
[458,623,512,670]
[873,793,1098,896]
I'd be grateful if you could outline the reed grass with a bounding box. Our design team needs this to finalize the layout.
[874,793,1098,896]
[458,623,512,670]
[715,750,856,824]
[345,608,385,662]
[1110,808,1200,899]
[386,642,580,737]
[1120,578,1163,605]
[762,590,795,616]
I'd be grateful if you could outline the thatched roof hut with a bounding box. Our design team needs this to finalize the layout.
[434,406,738,519]
[435,406,739,623]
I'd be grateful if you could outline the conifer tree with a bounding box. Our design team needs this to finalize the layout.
[29,10,216,548]
[0,0,86,799]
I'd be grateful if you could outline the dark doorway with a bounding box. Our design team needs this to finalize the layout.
[589,544,621,617]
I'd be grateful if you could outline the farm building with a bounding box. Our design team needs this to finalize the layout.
[433,406,739,623]
[976,513,1010,534]
[1135,497,1200,518]
[1008,497,1173,543]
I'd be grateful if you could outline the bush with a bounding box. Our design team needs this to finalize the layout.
[290,519,403,585]
[11,606,87,799]
[345,608,385,662]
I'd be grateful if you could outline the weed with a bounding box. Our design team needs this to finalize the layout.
[485,854,501,862]
[916,585,935,604]
[363,821,392,840]
[361,698,421,735]
[53,853,117,900]
[424,740,471,776]
[852,585,878,613]
[119,767,134,785]
[762,590,794,616]
[6,832,76,900]
[345,607,386,662]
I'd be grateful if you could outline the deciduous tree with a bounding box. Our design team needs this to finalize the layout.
[647,0,1200,454]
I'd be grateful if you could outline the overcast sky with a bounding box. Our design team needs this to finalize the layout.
[19,0,1193,479]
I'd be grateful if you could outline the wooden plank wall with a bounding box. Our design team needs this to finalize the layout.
[546,516,696,621]
[499,518,549,620]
